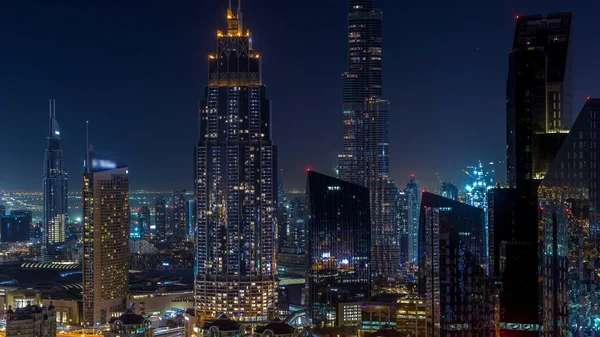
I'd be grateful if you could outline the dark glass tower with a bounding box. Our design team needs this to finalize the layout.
[194,0,277,320]
[538,98,600,337]
[306,171,371,327]
[419,192,497,337]
[155,197,166,241]
[507,13,573,188]
[338,0,399,281]
[43,99,68,258]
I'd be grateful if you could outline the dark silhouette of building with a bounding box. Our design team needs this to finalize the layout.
[497,13,573,337]
[82,152,129,325]
[194,0,277,319]
[307,171,371,327]
[0,211,32,243]
[167,191,187,241]
[538,98,600,337]
[419,192,497,337]
[337,0,400,282]
[507,13,573,188]
[43,99,68,259]
[155,197,166,242]
[440,182,458,201]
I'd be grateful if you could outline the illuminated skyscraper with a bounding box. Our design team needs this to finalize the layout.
[419,192,497,337]
[507,13,573,188]
[464,161,495,273]
[338,0,400,281]
[167,191,187,241]
[538,98,600,337]
[43,99,67,259]
[194,0,277,319]
[307,171,371,327]
[82,152,130,325]
[406,175,420,266]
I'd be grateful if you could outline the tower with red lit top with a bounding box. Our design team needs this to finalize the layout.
[194,0,277,320]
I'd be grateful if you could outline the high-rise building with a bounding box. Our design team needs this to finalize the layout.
[167,191,187,241]
[187,199,196,240]
[337,0,400,282]
[419,192,497,337]
[42,99,68,258]
[396,190,409,267]
[306,171,371,327]
[538,98,600,337]
[155,197,166,242]
[406,175,420,267]
[507,13,573,188]
[0,211,32,243]
[496,13,573,337]
[137,206,151,240]
[194,0,277,320]
[465,162,495,273]
[440,182,458,201]
[82,152,130,325]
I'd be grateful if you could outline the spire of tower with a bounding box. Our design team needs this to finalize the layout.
[49,99,60,138]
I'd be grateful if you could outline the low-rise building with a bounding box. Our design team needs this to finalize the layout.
[6,303,57,337]
[104,308,154,337]
[338,294,426,337]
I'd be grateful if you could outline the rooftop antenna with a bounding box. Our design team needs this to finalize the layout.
[237,0,242,33]
[228,0,232,10]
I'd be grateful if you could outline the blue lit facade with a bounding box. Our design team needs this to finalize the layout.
[464,161,495,273]
[194,0,277,320]
[307,171,371,327]
[0,211,32,243]
[43,99,68,257]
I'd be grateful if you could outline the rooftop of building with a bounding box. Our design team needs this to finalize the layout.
[256,320,295,335]
[202,315,241,331]
[109,308,146,326]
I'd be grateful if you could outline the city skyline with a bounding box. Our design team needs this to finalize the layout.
[2,1,600,192]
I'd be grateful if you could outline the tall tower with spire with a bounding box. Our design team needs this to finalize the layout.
[194,0,277,319]
[338,0,401,282]
[43,99,68,260]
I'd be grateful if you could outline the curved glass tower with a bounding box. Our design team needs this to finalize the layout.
[194,0,277,320]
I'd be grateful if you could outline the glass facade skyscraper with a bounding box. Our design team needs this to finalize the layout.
[337,0,399,281]
[538,98,600,337]
[194,0,277,320]
[507,13,573,188]
[306,171,371,328]
[419,192,497,337]
[43,99,68,258]
[82,153,130,326]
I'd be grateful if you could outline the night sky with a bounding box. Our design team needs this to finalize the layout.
[1,0,600,192]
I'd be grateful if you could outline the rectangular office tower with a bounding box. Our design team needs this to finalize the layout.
[538,98,600,337]
[82,153,130,326]
[194,0,277,320]
[507,13,573,188]
[337,0,400,281]
[306,171,371,327]
[43,99,68,259]
[0,211,32,243]
[419,192,497,337]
